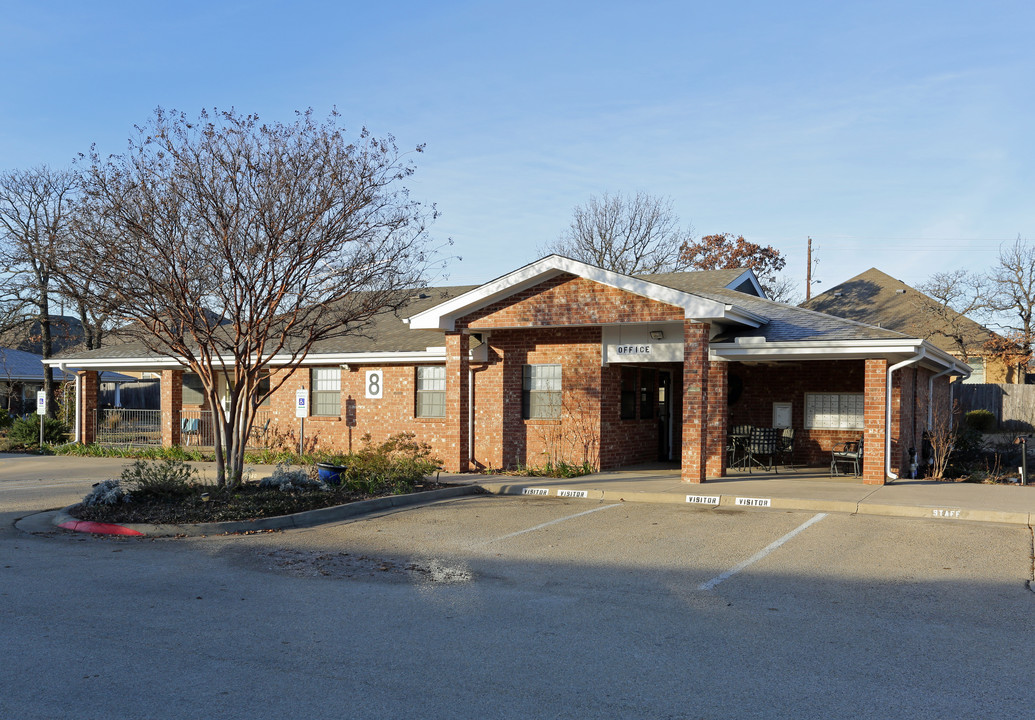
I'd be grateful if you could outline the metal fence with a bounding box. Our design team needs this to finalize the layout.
[94,409,273,448]
[180,409,273,449]
[95,409,162,446]
[956,383,1035,431]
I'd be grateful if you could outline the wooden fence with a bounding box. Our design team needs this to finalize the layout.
[956,383,1035,431]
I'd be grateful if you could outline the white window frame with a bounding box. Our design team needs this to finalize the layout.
[522,364,562,420]
[415,366,446,418]
[311,367,342,417]
[804,392,864,430]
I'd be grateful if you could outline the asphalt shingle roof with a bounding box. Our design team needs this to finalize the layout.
[800,267,993,353]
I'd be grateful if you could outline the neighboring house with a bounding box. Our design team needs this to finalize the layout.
[801,267,1019,384]
[0,346,132,416]
[0,315,87,356]
[48,255,969,485]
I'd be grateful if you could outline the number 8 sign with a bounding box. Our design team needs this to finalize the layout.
[365,370,383,399]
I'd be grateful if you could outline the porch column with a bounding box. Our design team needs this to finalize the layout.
[79,371,99,444]
[161,370,183,448]
[681,321,710,483]
[444,332,470,473]
[863,358,887,485]
[705,359,728,478]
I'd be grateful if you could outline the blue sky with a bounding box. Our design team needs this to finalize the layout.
[2,0,1032,297]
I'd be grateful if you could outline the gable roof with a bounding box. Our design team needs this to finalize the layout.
[406,255,769,331]
[800,267,993,355]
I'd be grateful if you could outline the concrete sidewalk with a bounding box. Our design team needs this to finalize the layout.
[447,465,1035,526]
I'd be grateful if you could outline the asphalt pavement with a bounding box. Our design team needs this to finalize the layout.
[7,454,1035,536]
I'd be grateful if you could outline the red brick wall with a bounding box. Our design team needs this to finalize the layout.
[863,359,888,483]
[79,371,98,443]
[458,273,685,329]
[160,370,183,447]
[681,321,710,483]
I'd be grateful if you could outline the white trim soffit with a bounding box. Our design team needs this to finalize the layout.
[710,338,971,374]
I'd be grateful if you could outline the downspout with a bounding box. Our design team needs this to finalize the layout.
[885,349,925,481]
[468,367,475,465]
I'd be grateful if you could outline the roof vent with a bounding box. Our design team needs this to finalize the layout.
[895,289,906,294]
[834,292,842,297]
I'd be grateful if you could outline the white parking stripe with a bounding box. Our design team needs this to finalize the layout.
[478,503,622,545]
[698,512,828,591]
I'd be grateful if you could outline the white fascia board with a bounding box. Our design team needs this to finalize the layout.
[710,338,968,374]
[280,349,448,366]
[44,348,453,372]
[407,254,762,330]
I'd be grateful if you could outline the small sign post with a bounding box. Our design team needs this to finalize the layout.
[295,389,309,455]
[36,390,46,446]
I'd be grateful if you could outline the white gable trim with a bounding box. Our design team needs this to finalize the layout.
[407,255,766,331]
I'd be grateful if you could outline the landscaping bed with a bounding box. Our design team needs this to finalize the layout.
[67,432,450,526]
[68,479,452,525]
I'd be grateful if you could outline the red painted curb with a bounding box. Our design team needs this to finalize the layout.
[57,520,145,536]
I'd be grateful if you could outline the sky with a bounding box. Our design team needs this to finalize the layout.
[1,0,1032,299]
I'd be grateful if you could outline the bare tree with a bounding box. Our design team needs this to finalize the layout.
[679,233,789,299]
[541,191,694,274]
[66,107,439,488]
[914,269,990,360]
[986,237,1035,356]
[0,166,79,417]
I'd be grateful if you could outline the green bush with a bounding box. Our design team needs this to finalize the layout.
[964,409,996,433]
[8,416,69,446]
[0,408,12,430]
[328,433,442,495]
[119,459,199,499]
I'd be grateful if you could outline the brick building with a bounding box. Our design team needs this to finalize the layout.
[51,256,970,484]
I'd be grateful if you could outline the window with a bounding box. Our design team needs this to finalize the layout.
[416,366,446,418]
[639,369,655,419]
[311,367,341,416]
[182,373,205,405]
[620,367,636,419]
[805,393,864,430]
[522,364,561,419]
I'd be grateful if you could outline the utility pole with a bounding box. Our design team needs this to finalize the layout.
[806,237,813,301]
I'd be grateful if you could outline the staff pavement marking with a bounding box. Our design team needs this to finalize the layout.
[698,512,829,591]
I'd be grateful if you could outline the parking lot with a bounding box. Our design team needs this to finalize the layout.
[3,481,1034,719]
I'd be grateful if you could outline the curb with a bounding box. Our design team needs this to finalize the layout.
[475,481,1034,526]
[44,485,481,537]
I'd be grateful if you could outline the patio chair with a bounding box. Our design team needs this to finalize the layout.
[181,417,201,446]
[778,428,795,468]
[831,438,864,476]
[727,424,753,469]
[747,427,780,473]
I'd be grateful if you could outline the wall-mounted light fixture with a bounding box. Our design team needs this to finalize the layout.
[650,330,664,340]
[341,364,351,371]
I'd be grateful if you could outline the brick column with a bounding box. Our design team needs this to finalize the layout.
[444,333,470,472]
[80,371,99,444]
[705,359,728,478]
[681,321,710,483]
[161,370,183,448]
[863,358,887,485]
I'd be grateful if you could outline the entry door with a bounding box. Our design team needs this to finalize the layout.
[657,371,672,461]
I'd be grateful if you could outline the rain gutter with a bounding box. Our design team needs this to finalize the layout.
[885,349,926,481]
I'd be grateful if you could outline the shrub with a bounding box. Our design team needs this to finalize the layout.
[82,479,130,506]
[119,459,198,499]
[258,464,328,492]
[330,433,441,495]
[964,409,996,434]
[8,416,69,446]
[0,408,11,430]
